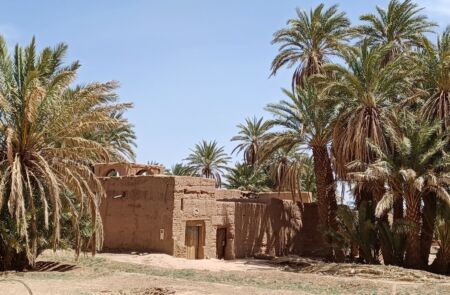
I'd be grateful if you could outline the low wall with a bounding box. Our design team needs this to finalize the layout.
[214,199,324,259]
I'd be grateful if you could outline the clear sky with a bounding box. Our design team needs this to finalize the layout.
[1,0,449,168]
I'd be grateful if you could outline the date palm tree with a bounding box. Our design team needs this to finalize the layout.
[264,84,340,257]
[350,115,450,269]
[416,29,450,269]
[0,37,134,270]
[320,41,414,217]
[356,0,435,62]
[270,4,350,90]
[185,140,230,187]
[231,117,271,166]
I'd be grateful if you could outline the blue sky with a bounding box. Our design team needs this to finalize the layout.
[1,0,449,168]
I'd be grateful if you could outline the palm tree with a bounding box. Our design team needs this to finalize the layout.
[350,115,450,269]
[356,0,435,63]
[418,28,450,132]
[224,163,269,192]
[166,163,196,176]
[270,4,350,90]
[415,28,450,269]
[231,117,271,165]
[185,140,230,187]
[0,37,134,270]
[265,84,340,257]
[320,41,414,219]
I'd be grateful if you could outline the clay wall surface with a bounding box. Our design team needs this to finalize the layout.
[231,199,302,258]
[214,199,324,259]
[99,175,175,254]
[95,162,164,177]
[172,177,218,258]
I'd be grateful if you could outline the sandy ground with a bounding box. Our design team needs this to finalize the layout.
[1,251,449,295]
[99,252,275,272]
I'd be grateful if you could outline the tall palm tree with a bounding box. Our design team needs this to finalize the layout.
[356,0,435,63]
[265,84,340,257]
[185,140,230,187]
[416,29,450,269]
[271,4,350,90]
[350,115,450,269]
[320,41,416,262]
[224,163,269,192]
[0,37,134,270]
[231,117,271,165]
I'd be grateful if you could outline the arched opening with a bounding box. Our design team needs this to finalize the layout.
[136,169,151,176]
[106,169,120,177]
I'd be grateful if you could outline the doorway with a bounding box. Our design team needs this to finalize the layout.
[216,227,227,259]
[185,221,205,259]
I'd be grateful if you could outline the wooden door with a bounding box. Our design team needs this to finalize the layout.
[216,228,227,259]
[186,226,199,259]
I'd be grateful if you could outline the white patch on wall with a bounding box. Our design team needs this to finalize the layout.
[160,229,165,240]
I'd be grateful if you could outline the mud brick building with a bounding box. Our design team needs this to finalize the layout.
[96,162,324,260]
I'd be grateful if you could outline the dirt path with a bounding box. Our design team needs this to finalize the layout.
[1,251,449,295]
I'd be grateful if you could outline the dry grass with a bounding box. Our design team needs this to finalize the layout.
[1,250,449,294]
[271,256,447,282]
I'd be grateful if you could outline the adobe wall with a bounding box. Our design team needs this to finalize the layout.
[227,199,302,258]
[99,175,175,254]
[214,199,325,259]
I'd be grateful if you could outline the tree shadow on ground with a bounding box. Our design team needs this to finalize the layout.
[32,261,79,272]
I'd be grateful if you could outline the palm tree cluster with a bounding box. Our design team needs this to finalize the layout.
[0,37,136,270]
[260,0,450,273]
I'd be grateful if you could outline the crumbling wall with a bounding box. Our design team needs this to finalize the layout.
[99,175,174,254]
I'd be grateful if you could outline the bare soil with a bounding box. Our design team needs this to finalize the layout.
[1,250,449,295]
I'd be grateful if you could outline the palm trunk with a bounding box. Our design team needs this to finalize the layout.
[405,193,422,269]
[0,241,31,271]
[420,192,436,268]
[354,181,381,263]
[312,145,337,259]
[393,195,404,222]
[431,247,450,274]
